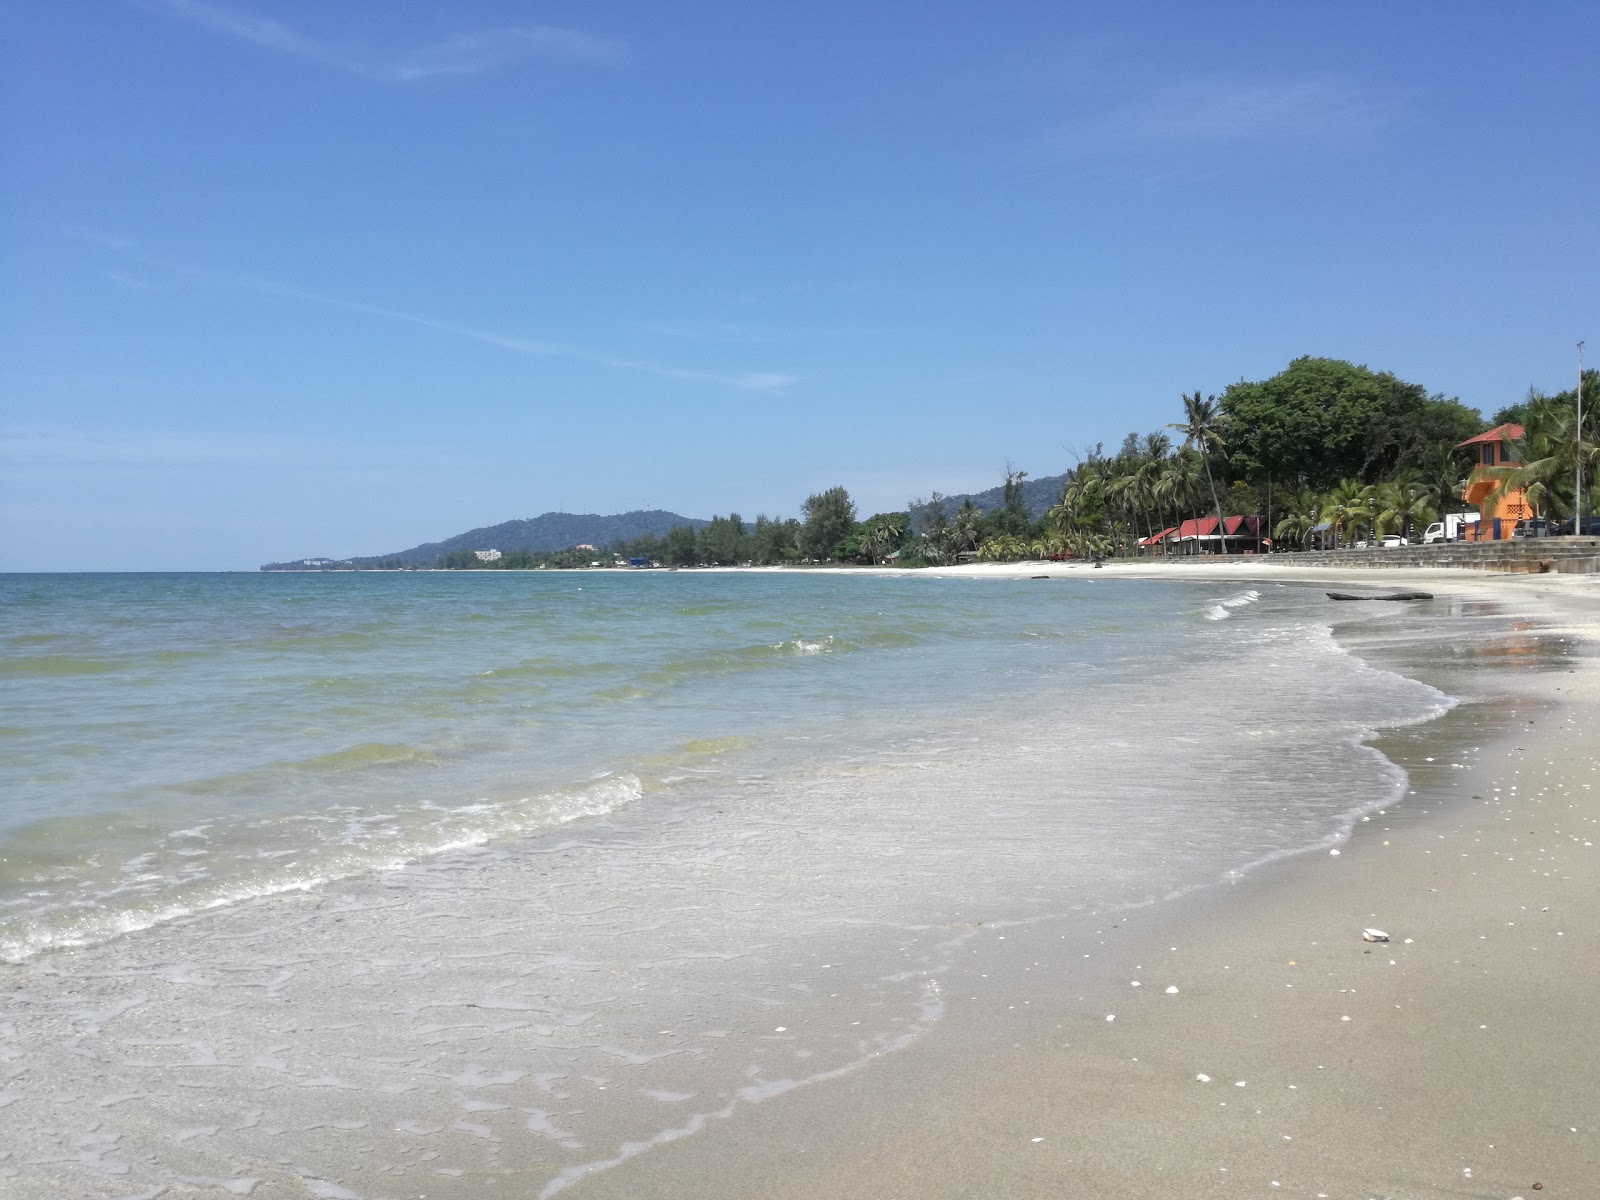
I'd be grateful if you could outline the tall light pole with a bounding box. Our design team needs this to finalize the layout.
[1579,340,1587,536]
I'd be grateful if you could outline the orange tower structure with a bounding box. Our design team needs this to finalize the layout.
[1459,424,1532,541]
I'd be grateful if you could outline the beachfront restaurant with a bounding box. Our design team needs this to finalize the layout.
[1141,515,1265,555]
[1458,423,1532,541]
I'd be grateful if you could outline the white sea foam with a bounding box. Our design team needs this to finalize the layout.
[0,572,1483,1199]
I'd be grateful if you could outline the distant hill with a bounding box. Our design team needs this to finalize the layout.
[259,510,709,570]
[934,472,1067,520]
[260,476,1076,571]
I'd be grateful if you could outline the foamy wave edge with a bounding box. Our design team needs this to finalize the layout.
[0,774,645,964]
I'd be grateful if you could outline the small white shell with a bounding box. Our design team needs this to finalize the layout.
[1362,928,1390,942]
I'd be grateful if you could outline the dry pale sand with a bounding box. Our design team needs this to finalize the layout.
[563,565,1600,1200]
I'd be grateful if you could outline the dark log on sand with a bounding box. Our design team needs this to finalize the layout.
[1326,591,1434,601]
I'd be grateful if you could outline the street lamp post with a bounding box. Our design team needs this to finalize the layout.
[1579,340,1587,536]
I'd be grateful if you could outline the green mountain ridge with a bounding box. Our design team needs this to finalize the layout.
[259,510,711,570]
[258,476,1073,571]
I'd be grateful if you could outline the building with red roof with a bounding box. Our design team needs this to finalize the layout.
[1458,423,1531,541]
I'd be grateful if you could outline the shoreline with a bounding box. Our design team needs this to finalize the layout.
[8,570,1598,1198]
[549,572,1600,1199]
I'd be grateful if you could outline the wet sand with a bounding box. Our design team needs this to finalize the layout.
[563,568,1600,1199]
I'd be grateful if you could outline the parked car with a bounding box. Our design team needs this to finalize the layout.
[1380,534,1408,548]
[1556,516,1600,536]
[1513,517,1554,538]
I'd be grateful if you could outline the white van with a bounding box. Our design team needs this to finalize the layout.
[1423,512,1479,544]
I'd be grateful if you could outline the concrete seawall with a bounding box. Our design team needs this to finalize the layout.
[1247,537,1600,573]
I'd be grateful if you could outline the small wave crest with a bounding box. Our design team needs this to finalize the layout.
[0,773,646,963]
[1203,588,1262,620]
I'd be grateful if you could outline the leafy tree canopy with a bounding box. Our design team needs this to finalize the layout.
[1221,357,1484,491]
[800,486,857,560]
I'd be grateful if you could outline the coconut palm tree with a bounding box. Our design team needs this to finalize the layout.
[1273,490,1322,551]
[1371,472,1438,543]
[1416,443,1466,517]
[1480,398,1586,520]
[952,499,983,556]
[1320,480,1368,547]
[1167,392,1231,554]
[1154,448,1205,553]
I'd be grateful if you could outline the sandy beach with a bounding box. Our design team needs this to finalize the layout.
[557,562,1600,1200]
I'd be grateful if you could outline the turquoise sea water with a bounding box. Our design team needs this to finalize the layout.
[0,570,1452,1196]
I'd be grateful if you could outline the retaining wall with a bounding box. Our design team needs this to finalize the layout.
[1252,537,1600,574]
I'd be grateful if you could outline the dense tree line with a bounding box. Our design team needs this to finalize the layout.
[423,356,1598,570]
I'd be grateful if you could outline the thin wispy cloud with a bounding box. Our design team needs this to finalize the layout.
[88,237,796,394]
[107,270,156,291]
[0,427,432,471]
[1084,74,1384,146]
[143,0,624,82]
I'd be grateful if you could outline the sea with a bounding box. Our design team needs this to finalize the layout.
[0,569,1464,1198]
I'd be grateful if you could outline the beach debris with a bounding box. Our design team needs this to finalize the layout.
[1362,928,1390,942]
[1105,1014,1116,1022]
[1329,849,1341,856]
[1165,986,1179,994]
[1195,1074,1211,1082]
[1325,590,1434,601]
[1234,1080,1246,1087]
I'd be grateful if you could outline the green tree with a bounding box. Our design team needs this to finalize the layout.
[750,515,800,564]
[1479,397,1583,519]
[800,486,857,561]
[1167,391,1231,554]
[1273,490,1322,550]
[697,514,750,565]
[662,524,700,566]
[1221,357,1486,490]
[859,512,909,565]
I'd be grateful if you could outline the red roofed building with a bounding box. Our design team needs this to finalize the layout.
[1458,424,1531,541]
[1142,515,1265,554]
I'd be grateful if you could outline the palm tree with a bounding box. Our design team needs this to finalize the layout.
[1167,392,1231,554]
[952,499,983,556]
[1320,480,1368,548]
[1371,472,1438,543]
[1416,443,1465,517]
[860,518,893,565]
[1481,398,1584,520]
[1273,490,1321,551]
[1154,449,1204,554]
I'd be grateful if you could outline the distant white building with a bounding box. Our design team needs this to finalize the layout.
[474,549,503,562]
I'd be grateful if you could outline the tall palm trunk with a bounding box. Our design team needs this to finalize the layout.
[1201,451,1229,555]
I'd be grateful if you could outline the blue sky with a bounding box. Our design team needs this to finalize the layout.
[4,1,1596,570]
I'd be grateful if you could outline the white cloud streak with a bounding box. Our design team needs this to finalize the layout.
[0,428,398,470]
[143,0,624,82]
[1084,74,1383,146]
[94,240,797,393]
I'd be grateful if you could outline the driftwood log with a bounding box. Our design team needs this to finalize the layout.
[1326,591,1434,601]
